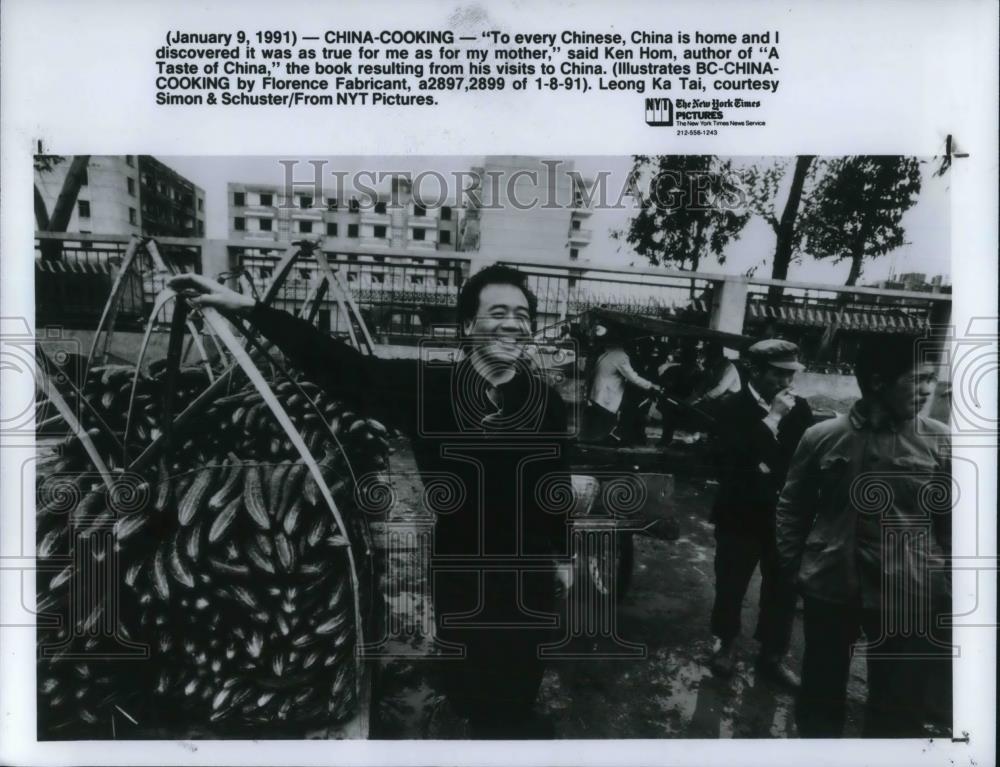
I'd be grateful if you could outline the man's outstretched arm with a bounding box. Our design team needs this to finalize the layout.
[170,273,419,433]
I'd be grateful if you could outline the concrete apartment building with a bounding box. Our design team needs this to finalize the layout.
[225,158,596,339]
[458,155,595,265]
[226,175,464,339]
[34,155,206,239]
[34,155,206,328]
[227,176,459,253]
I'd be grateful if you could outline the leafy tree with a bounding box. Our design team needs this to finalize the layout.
[799,156,923,285]
[615,155,751,277]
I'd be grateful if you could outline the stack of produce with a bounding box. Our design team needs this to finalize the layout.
[37,363,387,737]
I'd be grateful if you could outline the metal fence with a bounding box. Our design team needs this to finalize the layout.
[35,234,952,362]
[233,247,470,343]
[35,234,201,329]
[497,260,715,339]
[741,281,950,367]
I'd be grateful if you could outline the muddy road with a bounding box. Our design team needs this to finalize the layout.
[368,452,907,739]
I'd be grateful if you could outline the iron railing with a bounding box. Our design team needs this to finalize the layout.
[232,246,471,343]
[35,233,201,329]
[497,260,716,339]
[34,233,952,362]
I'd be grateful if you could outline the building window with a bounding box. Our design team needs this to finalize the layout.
[197,220,204,236]
[127,177,135,196]
[413,228,426,241]
[348,223,359,238]
[260,193,273,207]
[299,220,313,233]
[79,168,88,186]
[80,230,92,250]
[299,268,311,280]
[570,248,579,260]
[198,198,203,211]
[234,192,245,207]
[439,230,451,245]
[327,197,338,210]
[234,217,245,231]
[125,155,134,167]
[326,222,338,236]
[571,218,581,230]
[78,200,90,218]
[259,266,273,279]
[374,225,387,238]
[300,195,312,209]
[260,218,273,231]
[413,203,426,217]
[128,207,136,225]
[349,198,360,213]
[374,201,387,214]
[441,206,452,221]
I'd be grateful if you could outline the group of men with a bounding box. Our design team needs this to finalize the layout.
[172,264,951,739]
[708,336,951,737]
[582,334,741,446]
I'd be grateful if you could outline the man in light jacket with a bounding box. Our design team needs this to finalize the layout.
[776,336,951,738]
[583,333,662,443]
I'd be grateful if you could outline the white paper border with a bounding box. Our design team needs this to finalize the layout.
[2,1,996,765]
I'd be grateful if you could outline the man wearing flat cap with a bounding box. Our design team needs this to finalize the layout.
[708,339,813,686]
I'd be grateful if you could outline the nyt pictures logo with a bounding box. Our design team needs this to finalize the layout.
[645,96,673,126]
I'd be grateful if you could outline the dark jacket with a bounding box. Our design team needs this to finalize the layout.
[247,304,572,634]
[775,402,951,607]
[710,384,813,529]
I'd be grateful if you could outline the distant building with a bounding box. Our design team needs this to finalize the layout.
[866,272,951,294]
[137,156,206,238]
[34,155,205,238]
[227,176,465,342]
[458,155,595,264]
[34,155,206,329]
[227,176,458,252]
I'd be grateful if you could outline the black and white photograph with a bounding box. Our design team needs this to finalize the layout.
[29,153,956,740]
[1,2,996,765]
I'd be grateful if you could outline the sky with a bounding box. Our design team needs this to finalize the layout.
[163,154,951,287]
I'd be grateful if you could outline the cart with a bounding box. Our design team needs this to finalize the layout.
[560,308,755,602]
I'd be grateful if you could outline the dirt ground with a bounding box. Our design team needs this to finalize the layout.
[371,448,845,740]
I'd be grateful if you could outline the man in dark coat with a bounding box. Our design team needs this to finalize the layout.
[171,265,571,738]
[708,339,813,686]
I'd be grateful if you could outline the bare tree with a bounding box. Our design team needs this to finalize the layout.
[742,155,816,304]
[35,154,91,259]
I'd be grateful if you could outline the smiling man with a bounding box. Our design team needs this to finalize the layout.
[170,264,572,739]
